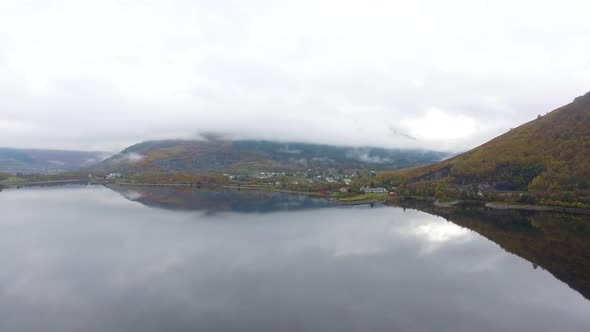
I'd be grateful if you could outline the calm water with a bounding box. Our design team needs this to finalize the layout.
[1,185,589,332]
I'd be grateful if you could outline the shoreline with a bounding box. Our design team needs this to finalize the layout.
[3,181,589,213]
[434,200,461,208]
[327,198,386,206]
[105,183,326,197]
[425,198,590,215]
[484,202,590,215]
[388,196,590,215]
[108,183,383,205]
[221,185,326,197]
[0,179,88,187]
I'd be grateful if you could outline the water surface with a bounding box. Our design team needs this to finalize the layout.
[1,185,589,332]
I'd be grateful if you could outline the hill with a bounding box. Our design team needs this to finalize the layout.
[377,92,590,207]
[97,139,449,175]
[0,148,107,174]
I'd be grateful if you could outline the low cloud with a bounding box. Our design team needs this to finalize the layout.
[278,148,303,154]
[345,149,392,164]
[0,0,589,153]
[109,152,145,164]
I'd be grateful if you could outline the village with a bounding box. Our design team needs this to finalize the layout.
[221,167,390,194]
[95,166,391,203]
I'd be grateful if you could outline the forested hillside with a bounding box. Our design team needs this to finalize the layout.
[97,139,448,174]
[377,92,590,207]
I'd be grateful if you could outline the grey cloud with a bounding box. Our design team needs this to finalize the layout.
[0,0,588,153]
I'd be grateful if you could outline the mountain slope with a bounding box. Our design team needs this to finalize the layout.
[0,148,106,173]
[378,92,590,206]
[97,139,449,174]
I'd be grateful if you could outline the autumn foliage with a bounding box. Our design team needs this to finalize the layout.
[378,92,590,207]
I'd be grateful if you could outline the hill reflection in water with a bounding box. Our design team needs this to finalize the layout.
[106,185,336,214]
[107,185,590,302]
[391,200,590,301]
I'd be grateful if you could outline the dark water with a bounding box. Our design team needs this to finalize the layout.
[1,185,589,332]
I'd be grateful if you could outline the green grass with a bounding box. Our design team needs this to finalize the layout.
[4,176,26,183]
[335,192,388,202]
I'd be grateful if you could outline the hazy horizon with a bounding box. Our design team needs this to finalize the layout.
[1,135,458,154]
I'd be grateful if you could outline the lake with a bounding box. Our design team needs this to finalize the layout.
[1,185,589,331]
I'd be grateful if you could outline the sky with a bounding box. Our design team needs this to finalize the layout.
[0,0,589,153]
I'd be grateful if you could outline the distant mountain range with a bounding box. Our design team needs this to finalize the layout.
[0,148,107,173]
[96,139,450,174]
[379,92,590,206]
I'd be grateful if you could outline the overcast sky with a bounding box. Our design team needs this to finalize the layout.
[1,0,589,153]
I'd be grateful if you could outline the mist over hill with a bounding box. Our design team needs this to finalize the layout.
[97,139,450,174]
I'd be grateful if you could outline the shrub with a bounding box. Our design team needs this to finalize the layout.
[518,193,537,204]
